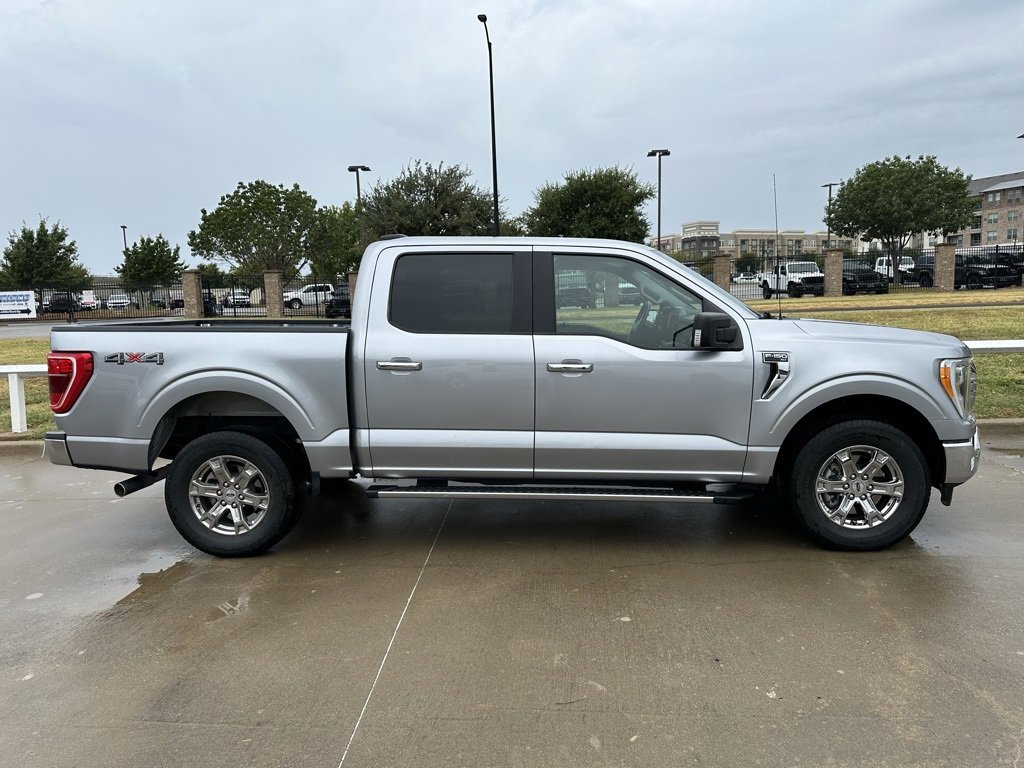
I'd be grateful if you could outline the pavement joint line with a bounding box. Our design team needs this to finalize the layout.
[336,500,452,768]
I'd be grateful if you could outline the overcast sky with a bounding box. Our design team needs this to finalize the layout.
[3,0,1023,275]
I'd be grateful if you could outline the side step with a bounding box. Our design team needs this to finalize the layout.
[365,484,754,505]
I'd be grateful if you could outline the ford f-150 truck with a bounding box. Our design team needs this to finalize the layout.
[44,237,981,556]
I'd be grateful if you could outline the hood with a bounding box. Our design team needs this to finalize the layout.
[792,318,967,351]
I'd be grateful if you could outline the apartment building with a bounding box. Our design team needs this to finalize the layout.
[945,170,1024,248]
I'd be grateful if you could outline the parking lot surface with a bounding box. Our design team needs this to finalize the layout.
[1,433,1023,767]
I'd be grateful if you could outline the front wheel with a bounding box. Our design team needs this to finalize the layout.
[762,283,773,299]
[288,298,302,310]
[789,420,930,551]
[165,431,301,557]
[919,273,933,288]
[967,274,982,290]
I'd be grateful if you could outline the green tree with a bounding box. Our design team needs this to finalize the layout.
[307,203,360,278]
[524,167,654,241]
[196,261,228,289]
[188,180,319,279]
[825,155,974,282]
[360,160,496,241]
[116,235,185,297]
[0,219,90,288]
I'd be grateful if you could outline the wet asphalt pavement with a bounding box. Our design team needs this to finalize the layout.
[1,433,1023,768]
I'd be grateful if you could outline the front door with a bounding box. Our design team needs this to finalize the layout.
[533,249,754,483]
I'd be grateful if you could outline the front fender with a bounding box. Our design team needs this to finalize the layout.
[760,373,949,444]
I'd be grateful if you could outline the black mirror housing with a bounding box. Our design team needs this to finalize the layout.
[692,312,741,350]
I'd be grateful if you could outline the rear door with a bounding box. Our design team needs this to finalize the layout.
[362,245,535,478]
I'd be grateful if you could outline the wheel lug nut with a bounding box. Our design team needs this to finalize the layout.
[862,474,868,480]
[868,485,873,491]
[848,494,854,499]
[843,484,849,489]
[861,495,867,500]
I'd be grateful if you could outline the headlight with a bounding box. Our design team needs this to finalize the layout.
[939,358,977,420]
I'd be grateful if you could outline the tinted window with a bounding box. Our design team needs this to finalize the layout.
[390,253,514,334]
[553,254,703,349]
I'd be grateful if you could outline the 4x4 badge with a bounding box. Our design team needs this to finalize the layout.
[104,352,164,365]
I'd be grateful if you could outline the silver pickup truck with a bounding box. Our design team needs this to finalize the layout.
[45,236,981,556]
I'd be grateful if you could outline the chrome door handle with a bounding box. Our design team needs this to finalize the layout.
[377,360,422,371]
[547,362,593,373]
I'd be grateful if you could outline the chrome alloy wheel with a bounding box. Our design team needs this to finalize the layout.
[814,444,905,529]
[188,455,271,536]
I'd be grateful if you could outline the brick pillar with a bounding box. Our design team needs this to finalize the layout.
[347,271,358,302]
[934,244,956,292]
[263,270,284,318]
[824,249,844,297]
[182,270,203,319]
[713,254,732,292]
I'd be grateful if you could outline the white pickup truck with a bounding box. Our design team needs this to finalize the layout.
[44,237,981,557]
[282,283,333,310]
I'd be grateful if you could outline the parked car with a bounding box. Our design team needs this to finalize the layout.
[761,261,824,299]
[169,291,185,310]
[283,283,333,310]
[202,291,223,318]
[79,294,99,311]
[44,235,981,558]
[106,294,137,310]
[790,263,889,297]
[556,286,594,308]
[221,289,251,307]
[324,285,351,319]
[47,292,80,313]
[731,272,758,284]
[873,255,916,282]
[912,253,1017,289]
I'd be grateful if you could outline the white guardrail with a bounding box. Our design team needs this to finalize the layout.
[2,339,1023,434]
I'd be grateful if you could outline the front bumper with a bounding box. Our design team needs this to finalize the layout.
[942,425,982,484]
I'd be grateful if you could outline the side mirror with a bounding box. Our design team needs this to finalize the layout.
[692,312,741,350]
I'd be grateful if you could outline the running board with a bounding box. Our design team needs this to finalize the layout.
[365,485,754,505]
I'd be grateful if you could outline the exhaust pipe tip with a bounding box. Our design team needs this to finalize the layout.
[113,466,170,498]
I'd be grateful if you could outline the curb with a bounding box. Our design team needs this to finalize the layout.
[0,440,45,459]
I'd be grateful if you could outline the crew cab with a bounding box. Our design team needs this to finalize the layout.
[283,283,333,310]
[45,237,981,557]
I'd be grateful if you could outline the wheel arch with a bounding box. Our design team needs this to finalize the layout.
[774,395,944,491]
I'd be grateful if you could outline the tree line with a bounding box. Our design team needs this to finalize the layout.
[0,154,974,289]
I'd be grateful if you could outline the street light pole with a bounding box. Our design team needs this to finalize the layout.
[120,225,128,252]
[347,165,371,208]
[821,182,839,252]
[647,149,670,251]
[478,14,500,236]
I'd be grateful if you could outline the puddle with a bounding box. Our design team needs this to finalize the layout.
[116,560,195,605]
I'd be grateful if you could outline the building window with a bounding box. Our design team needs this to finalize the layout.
[987,191,1002,203]
[1008,189,1023,204]
[1008,210,1020,222]
[987,212,999,224]
[986,230,999,242]
[970,233,982,245]
[1008,228,1018,241]
[972,216,982,229]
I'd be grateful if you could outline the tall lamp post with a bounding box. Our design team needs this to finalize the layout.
[647,149,670,251]
[821,182,839,252]
[347,165,371,208]
[120,225,128,252]
[478,14,500,236]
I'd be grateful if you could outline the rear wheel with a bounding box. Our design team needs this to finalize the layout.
[288,298,302,310]
[789,420,930,551]
[919,273,933,288]
[967,273,982,290]
[165,431,301,557]
[762,283,773,299]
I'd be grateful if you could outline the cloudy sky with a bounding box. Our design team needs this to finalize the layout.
[3,0,1023,274]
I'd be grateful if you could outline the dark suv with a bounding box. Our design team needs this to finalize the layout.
[47,292,80,313]
[556,286,594,308]
[324,284,351,319]
[913,253,1017,289]
[789,262,888,297]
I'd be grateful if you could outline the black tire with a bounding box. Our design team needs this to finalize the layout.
[762,283,772,299]
[289,298,302,310]
[967,274,982,290]
[919,273,933,288]
[165,431,301,557]
[789,420,930,551]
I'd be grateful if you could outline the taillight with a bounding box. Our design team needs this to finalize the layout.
[48,352,93,414]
